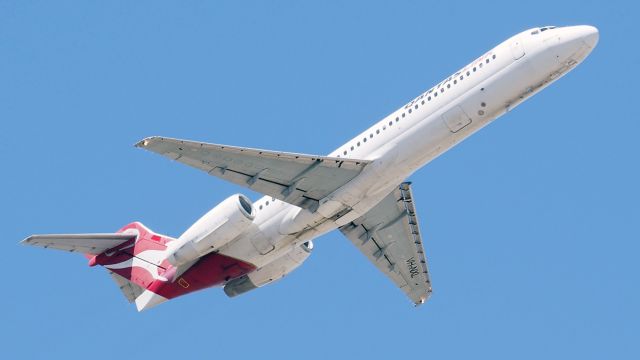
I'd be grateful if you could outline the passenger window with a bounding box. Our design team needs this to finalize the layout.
[343,150,347,155]
[388,121,392,126]
[376,129,380,134]
[408,109,412,114]
[414,104,418,109]
[485,59,490,64]
[357,142,360,146]
[492,54,496,59]
[421,100,425,105]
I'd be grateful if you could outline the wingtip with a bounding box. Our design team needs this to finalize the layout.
[20,235,35,245]
[134,136,160,148]
[413,289,432,307]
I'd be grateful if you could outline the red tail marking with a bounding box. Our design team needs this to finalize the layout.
[91,222,257,301]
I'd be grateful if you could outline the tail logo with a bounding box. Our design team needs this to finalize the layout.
[96,223,173,286]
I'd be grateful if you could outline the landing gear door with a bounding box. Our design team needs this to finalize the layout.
[510,39,525,60]
[442,105,472,133]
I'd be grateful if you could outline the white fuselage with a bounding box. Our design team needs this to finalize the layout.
[218,26,598,269]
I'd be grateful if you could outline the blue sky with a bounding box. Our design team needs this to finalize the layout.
[2,1,638,359]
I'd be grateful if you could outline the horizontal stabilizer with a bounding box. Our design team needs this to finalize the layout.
[21,233,135,255]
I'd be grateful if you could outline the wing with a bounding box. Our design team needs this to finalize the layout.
[21,234,135,255]
[339,182,432,305]
[136,137,369,212]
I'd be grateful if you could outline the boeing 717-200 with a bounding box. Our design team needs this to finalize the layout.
[23,25,598,311]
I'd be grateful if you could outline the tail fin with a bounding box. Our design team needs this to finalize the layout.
[108,271,145,303]
[23,222,176,311]
[91,222,175,310]
[107,270,168,311]
[23,221,256,311]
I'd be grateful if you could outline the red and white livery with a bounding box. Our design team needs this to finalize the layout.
[23,25,598,311]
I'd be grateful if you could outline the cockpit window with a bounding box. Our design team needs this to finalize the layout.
[540,26,557,32]
[531,30,539,35]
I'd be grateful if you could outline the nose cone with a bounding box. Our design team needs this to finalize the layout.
[546,25,599,64]
[560,25,599,49]
[580,25,599,48]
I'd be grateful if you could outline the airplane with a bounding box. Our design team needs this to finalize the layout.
[22,25,599,311]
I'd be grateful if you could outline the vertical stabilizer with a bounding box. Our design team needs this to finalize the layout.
[135,290,168,312]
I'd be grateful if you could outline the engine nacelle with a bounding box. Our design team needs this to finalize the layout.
[166,194,255,267]
[224,241,313,297]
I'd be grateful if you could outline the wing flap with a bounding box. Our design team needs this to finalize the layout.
[136,136,369,211]
[21,233,135,255]
[339,182,432,305]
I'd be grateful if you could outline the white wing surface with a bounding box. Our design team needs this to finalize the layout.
[136,136,369,212]
[339,182,432,305]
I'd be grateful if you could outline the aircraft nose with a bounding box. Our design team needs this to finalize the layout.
[545,25,598,64]
[564,25,599,48]
[580,25,599,48]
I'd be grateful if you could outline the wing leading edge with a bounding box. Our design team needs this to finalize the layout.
[339,182,432,305]
[136,136,369,212]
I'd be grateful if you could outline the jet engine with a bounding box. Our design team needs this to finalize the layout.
[223,241,313,297]
[166,194,255,267]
